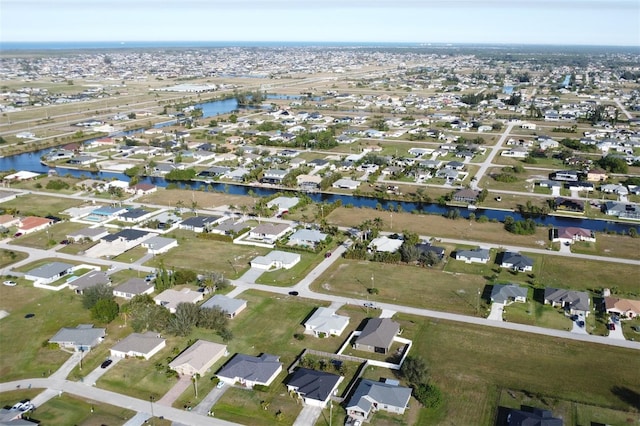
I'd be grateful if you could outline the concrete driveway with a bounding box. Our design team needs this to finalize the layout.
[608,319,626,340]
[81,356,121,386]
[293,405,323,426]
[487,302,504,321]
[570,319,588,335]
[193,383,229,415]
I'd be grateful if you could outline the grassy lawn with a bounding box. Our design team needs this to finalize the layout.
[8,221,86,250]
[573,233,640,261]
[146,230,269,278]
[255,251,321,286]
[0,389,41,408]
[391,312,640,425]
[0,286,91,381]
[112,245,148,263]
[311,258,489,316]
[9,176,82,195]
[0,194,84,217]
[27,394,135,425]
[58,238,100,255]
[328,207,553,250]
[138,187,254,210]
[0,248,28,269]
[502,300,572,331]
[213,385,302,426]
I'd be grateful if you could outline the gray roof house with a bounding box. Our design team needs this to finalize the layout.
[169,340,228,377]
[455,247,490,264]
[49,324,106,351]
[102,229,149,244]
[140,236,178,254]
[113,278,154,300]
[248,223,292,243]
[201,295,247,318]
[67,270,110,295]
[67,226,109,242]
[24,262,74,284]
[354,318,400,354]
[216,353,283,388]
[544,288,591,316]
[288,229,328,247]
[500,252,534,272]
[179,215,224,233]
[110,331,166,360]
[490,284,528,304]
[304,307,350,338]
[506,406,563,426]
[346,379,412,421]
[286,368,343,407]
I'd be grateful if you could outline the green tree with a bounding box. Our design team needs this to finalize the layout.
[401,355,429,385]
[219,328,234,342]
[198,307,228,331]
[83,283,114,309]
[413,383,443,408]
[167,303,200,336]
[91,298,119,323]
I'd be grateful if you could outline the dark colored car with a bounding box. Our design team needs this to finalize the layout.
[24,313,35,319]
[60,239,70,245]
[325,252,332,258]
[608,323,616,331]
[288,291,299,296]
[100,359,113,369]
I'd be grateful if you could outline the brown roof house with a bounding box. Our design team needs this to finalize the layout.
[605,296,640,319]
[354,318,400,354]
[169,340,228,376]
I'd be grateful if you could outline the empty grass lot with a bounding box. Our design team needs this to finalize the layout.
[146,230,269,278]
[0,286,91,381]
[0,248,28,269]
[0,194,84,218]
[27,394,135,425]
[8,221,86,250]
[392,313,640,425]
[137,187,254,210]
[312,258,488,315]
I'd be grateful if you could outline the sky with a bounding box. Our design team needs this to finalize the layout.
[1,0,639,46]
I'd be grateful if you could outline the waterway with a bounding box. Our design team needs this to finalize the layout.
[1,99,638,234]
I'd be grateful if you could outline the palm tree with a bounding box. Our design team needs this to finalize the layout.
[372,217,384,230]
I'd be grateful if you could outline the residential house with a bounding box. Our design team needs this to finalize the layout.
[544,288,591,316]
[552,170,580,182]
[17,216,54,235]
[288,229,328,247]
[586,169,608,182]
[110,331,166,360]
[113,278,154,300]
[499,252,534,272]
[604,296,640,318]
[201,295,247,318]
[179,215,224,233]
[0,214,20,229]
[49,324,106,352]
[169,340,228,376]
[216,353,283,388]
[354,318,400,354]
[248,223,291,243]
[304,307,350,338]
[414,243,445,260]
[67,271,110,295]
[332,178,361,190]
[505,406,563,426]
[455,247,490,264]
[24,262,74,284]
[603,201,640,220]
[126,183,157,196]
[261,169,288,185]
[554,197,585,213]
[550,227,595,244]
[141,236,178,255]
[266,196,299,213]
[154,288,204,313]
[453,189,480,204]
[346,379,412,421]
[501,147,529,158]
[250,250,301,270]
[117,208,154,223]
[368,236,403,254]
[87,206,128,221]
[101,229,150,245]
[490,284,528,304]
[286,368,343,407]
[66,226,109,242]
[296,174,321,190]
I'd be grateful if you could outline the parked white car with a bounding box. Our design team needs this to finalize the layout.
[3,280,17,286]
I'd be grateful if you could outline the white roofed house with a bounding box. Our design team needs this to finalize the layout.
[288,229,328,248]
[250,250,301,270]
[304,307,350,338]
[154,288,203,313]
[201,295,247,318]
[141,236,178,255]
[248,222,292,244]
[66,226,109,242]
[110,331,166,360]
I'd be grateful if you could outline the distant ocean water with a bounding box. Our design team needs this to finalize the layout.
[0,40,426,51]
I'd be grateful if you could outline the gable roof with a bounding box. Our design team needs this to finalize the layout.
[26,261,74,279]
[456,247,490,260]
[201,294,247,314]
[113,278,153,296]
[49,324,105,347]
[304,307,349,334]
[102,228,149,242]
[287,368,341,402]
[507,407,563,426]
[111,331,165,355]
[180,215,222,228]
[604,296,640,315]
[355,318,399,349]
[169,339,227,373]
[217,353,282,383]
[501,252,534,268]
[346,379,412,413]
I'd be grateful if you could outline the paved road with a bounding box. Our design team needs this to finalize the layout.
[0,379,238,426]
[473,122,516,187]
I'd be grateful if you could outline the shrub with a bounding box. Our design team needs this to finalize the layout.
[293,333,305,341]
[253,384,269,392]
[414,383,443,408]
